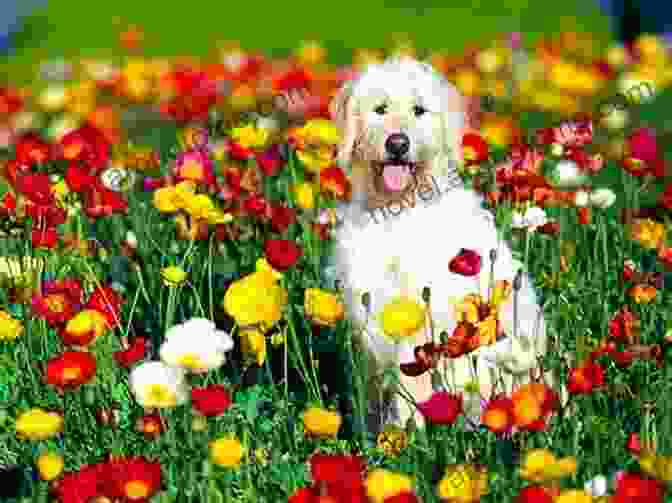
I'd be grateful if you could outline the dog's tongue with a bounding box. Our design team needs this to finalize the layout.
[382,165,409,192]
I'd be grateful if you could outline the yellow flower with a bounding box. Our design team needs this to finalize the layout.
[64,309,108,341]
[378,297,426,341]
[206,209,233,225]
[555,489,593,503]
[293,182,316,210]
[240,328,267,367]
[183,194,216,220]
[365,469,414,503]
[210,435,245,468]
[436,464,489,503]
[302,406,342,437]
[51,180,70,206]
[153,187,180,213]
[296,119,341,147]
[629,284,658,304]
[376,424,409,457]
[630,218,666,249]
[296,147,335,174]
[519,449,577,483]
[639,452,672,482]
[304,288,345,327]
[36,452,64,481]
[230,124,269,149]
[0,310,23,342]
[453,293,484,325]
[161,266,188,287]
[15,408,64,441]
[223,270,287,330]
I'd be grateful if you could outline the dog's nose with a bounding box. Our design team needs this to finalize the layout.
[385,133,410,158]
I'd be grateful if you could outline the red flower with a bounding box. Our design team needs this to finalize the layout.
[191,384,233,416]
[566,360,605,394]
[310,453,366,491]
[2,158,30,187]
[31,227,58,249]
[577,207,591,225]
[114,337,148,368]
[228,141,254,161]
[0,192,16,215]
[417,391,463,425]
[58,124,110,172]
[627,128,659,164]
[553,119,594,147]
[481,395,515,434]
[609,307,639,344]
[385,493,419,503]
[626,432,642,455]
[613,472,664,503]
[32,279,83,326]
[0,87,23,116]
[15,132,52,166]
[658,246,672,271]
[104,456,162,502]
[536,221,560,236]
[256,144,285,177]
[312,223,330,241]
[448,248,482,277]
[461,133,489,165]
[272,67,312,93]
[45,351,97,390]
[65,162,97,192]
[82,181,128,218]
[16,172,54,205]
[288,487,317,503]
[242,193,269,218]
[264,239,303,271]
[660,184,672,210]
[611,350,635,368]
[86,285,124,328]
[52,463,107,503]
[516,485,554,503]
[25,202,67,227]
[136,413,164,438]
[270,204,296,234]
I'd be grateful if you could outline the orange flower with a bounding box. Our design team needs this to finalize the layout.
[59,309,108,347]
[461,132,489,165]
[628,284,657,304]
[136,413,164,439]
[45,351,97,390]
[319,166,351,199]
[566,360,605,394]
[481,395,515,434]
[577,207,591,225]
[511,382,558,429]
[106,456,162,501]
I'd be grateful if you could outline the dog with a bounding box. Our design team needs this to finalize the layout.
[276,57,551,433]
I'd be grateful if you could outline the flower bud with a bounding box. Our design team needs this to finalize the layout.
[513,269,523,291]
[361,292,371,311]
[125,230,138,249]
[422,286,431,303]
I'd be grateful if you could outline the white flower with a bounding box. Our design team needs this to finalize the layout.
[574,190,590,208]
[160,318,234,373]
[584,475,608,497]
[478,333,537,377]
[129,361,189,408]
[511,206,547,231]
[589,188,616,209]
[549,159,588,189]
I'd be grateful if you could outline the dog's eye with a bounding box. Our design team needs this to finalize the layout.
[413,105,427,117]
[374,104,387,115]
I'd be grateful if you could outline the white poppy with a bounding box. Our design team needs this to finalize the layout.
[549,159,588,189]
[479,333,537,377]
[511,206,547,231]
[129,361,189,409]
[574,190,590,208]
[584,474,608,497]
[160,318,234,374]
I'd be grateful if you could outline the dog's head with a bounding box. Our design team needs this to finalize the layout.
[330,57,477,202]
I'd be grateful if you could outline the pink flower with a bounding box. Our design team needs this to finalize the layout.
[417,391,463,425]
[627,128,658,164]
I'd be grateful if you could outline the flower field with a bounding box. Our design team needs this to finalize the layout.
[2,28,672,503]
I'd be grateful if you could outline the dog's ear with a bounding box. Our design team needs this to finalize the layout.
[329,80,360,167]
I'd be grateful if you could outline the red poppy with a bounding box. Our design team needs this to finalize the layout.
[114,337,148,368]
[31,227,58,249]
[626,432,642,455]
[45,351,97,390]
[2,158,30,188]
[58,124,110,172]
[577,207,591,225]
[611,350,635,368]
[87,285,124,328]
[515,485,554,503]
[0,87,23,116]
[417,391,463,425]
[272,67,313,93]
[461,133,489,165]
[191,384,233,416]
[51,463,107,503]
[256,144,285,177]
[32,279,83,325]
[609,307,640,344]
[264,239,302,271]
[82,181,128,218]
[320,166,350,199]
[448,248,482,277]
[288,487,317,503]
[566,360,605,394]
[136,413,164,439]
[65,162,97,192]
[228,140,254,161]
[310,453,366,491]
[25,201,67,227]
[536,221,560,236]
[385,493,419,503]
[659,184,672,210]
[613,472,664,503]
[242,193,269,219]
[627,128,659,164]
[104,456,162,502]
[14,132,52,166]
[16,172,54,205]
[270,204,296,234]
[0,192,16,215]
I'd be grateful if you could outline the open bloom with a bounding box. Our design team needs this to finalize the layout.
[161,265,188,287]
[629,218,666,250]
[417,391,463,425]
[302,406,342,438]
[159,318,234,373]
[377,297,426,342]
[60,309,108,347]
[15,408,64,441]
[210,435,245,468]
[106,456,163,501]
[191,384,233,417]
[365,469,414,503]
[304,288,345,327]
[437,464,488,503]
[519,449,577,483]
[129,361,189,408]
[45,350,97,390]
[0,310,23,342]
[479,333,537,376]
[36,451,65,481]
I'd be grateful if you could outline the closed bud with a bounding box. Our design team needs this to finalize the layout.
[125,230,138,249]
[361,292,371,311]
[431,370,445,391]
[440,330,449,344]
[513,269,523,291]
[489,248,497,263]
[422,286,431,303]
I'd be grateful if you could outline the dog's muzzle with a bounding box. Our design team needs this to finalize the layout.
[375,133,420,192]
